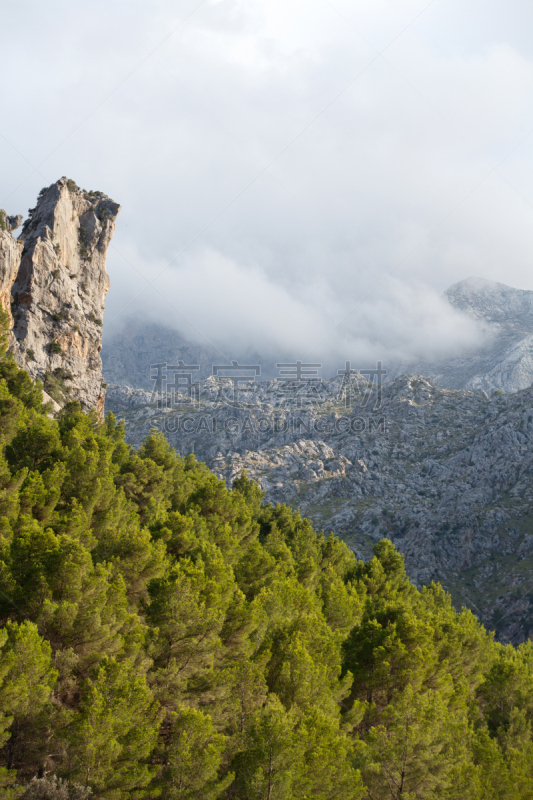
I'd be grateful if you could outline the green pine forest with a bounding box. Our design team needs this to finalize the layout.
[0,320,532,799]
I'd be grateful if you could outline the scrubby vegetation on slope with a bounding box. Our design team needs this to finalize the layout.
[0,329,532,798]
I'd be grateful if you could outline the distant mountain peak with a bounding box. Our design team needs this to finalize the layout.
[445,277,533,323]
[447,275,506,292]
[382,277,533,394]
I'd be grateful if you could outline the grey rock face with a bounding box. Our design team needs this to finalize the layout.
[1,178,120,414]
[5,215,23,233]
[388,277,533,394]
[107,372,533,644]
[0,225,23,318]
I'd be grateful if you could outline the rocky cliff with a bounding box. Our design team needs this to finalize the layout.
[1,178,120,413]
[0,212,24,316]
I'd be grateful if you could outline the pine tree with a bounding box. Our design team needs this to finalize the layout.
[152,706,232,799]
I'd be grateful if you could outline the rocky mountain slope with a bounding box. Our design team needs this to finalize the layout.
[107,373,533,644]
[1,178,120,413]
[388,277,533,394]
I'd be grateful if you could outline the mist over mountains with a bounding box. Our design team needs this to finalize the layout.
[387,277,533,394]
[103,276,533,395]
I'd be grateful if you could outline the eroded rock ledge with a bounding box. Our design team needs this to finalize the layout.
[0,177,120,413]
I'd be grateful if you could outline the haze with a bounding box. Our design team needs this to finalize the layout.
[1,0,533,370]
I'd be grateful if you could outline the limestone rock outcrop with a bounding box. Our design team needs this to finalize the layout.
[1,178,120,414]
[0,215,23,317]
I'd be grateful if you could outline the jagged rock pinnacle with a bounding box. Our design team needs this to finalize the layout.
[0,177,120,414]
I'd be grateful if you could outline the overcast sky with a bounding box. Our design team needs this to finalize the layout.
[1,0,533,369]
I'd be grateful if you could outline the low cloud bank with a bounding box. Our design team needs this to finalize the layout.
[104,246,489,378]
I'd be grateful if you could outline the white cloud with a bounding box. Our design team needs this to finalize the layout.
[104,245,489,375]
[1,0,532,370]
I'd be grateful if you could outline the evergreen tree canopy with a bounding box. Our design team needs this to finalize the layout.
[0,333,528,799]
